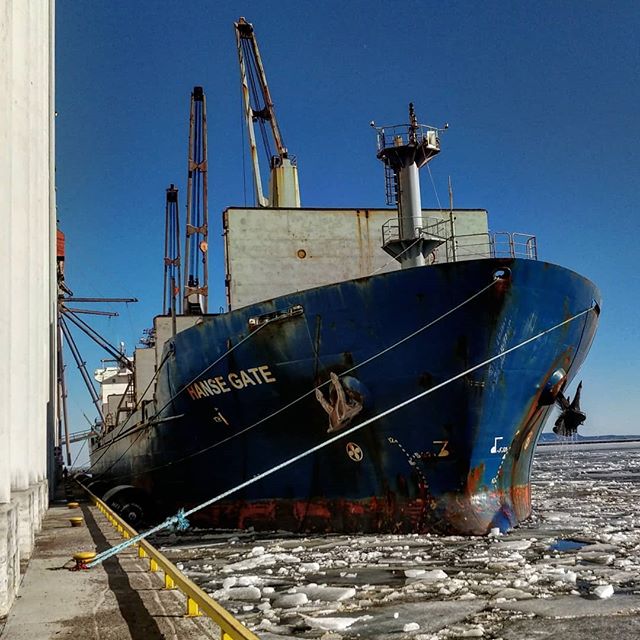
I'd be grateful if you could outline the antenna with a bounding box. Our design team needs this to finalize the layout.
[448,176,457,261]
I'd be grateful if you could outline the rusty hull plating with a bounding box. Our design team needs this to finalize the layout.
[91,256,599,535]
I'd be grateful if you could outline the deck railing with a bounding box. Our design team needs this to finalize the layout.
[381,216,452,248]
[445,232,538,262]
[381,218,538,264]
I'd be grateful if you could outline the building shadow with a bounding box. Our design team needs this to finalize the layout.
[82,506,165,639]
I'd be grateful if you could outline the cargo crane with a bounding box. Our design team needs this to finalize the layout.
[163,184,181,333]
[183,86,208,314]
[55,233,137,464]
[235,16,301,208]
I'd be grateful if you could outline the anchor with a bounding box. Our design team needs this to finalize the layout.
[315,372,364,433]
[553,381,586,436]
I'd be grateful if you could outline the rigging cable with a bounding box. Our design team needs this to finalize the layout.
[89,319,273,477]
[242,38,273,162]
[85,347,174,473]
[426,163,445,213]
[369,236,425,276]
[85,302,598,568]
[70,437,88,471]
[241,93,247,206]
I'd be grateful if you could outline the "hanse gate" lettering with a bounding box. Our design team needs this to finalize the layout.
[186,365,277,400]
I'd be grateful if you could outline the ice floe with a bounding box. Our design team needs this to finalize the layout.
[154,442,640,638]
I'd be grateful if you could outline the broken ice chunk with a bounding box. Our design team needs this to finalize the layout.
[410,569,448,582]
[404,569,426,578]
[495,539,532,551]
[298,585,356,602]
[273,592,309,608]
[593,584,614,599]
[214,586,261,601]
[301,615,364,631]
[492,588,533,600]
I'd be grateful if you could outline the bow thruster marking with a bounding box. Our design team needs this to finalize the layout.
[346,442,363,462]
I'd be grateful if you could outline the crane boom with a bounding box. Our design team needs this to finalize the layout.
[183,86,208,314]
[235,17,301,208]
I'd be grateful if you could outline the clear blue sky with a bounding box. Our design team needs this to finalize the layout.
[56,0,639,454]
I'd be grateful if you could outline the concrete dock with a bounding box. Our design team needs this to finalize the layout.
[0,495,219,640]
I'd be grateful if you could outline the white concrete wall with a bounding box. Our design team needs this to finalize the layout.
[223,207,488,309]
[0,0,55,616]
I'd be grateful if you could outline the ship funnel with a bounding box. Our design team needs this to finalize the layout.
[375,103,446,268]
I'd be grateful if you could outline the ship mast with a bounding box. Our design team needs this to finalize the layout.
[235,16,300,208]
[163,184,181,331]
[374,104,447,269]
[183,86,208,314]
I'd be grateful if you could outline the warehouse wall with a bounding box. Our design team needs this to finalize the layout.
[0,0,55,616]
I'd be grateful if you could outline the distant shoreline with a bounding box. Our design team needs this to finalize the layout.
[538,436,640,447]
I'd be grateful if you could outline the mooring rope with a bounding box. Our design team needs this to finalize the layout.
[84,303,596,568]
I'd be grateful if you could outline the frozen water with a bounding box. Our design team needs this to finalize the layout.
[155,442,640,638]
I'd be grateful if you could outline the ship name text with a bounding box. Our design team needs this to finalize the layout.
[186,365,277,400]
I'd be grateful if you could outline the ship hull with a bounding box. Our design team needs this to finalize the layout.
[91,258,599,535]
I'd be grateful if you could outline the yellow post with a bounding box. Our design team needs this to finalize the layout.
[186,597,200,617]
[138,546,147,559]
[164,573,175,589]
[149,558,159,572]
[221,632,233,640]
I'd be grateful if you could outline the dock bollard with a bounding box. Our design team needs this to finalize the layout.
[67,501,80,509]
[69,516,84,527]
[72,551,96,570]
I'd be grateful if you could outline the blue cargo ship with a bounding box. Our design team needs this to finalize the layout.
[87,20,599,535]
[90,252,599,535]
